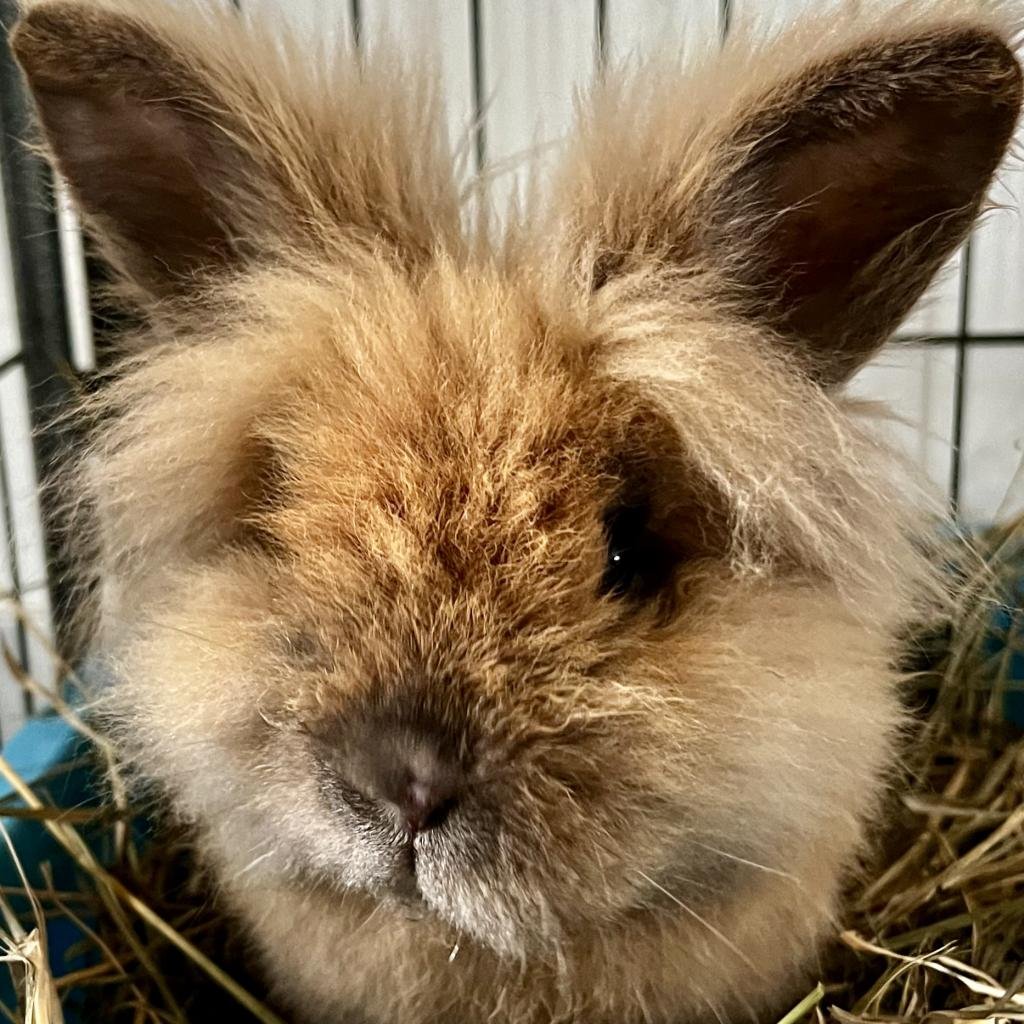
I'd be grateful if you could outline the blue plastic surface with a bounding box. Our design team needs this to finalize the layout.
[0,715,101,1021]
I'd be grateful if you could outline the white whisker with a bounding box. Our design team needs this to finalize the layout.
[688,840,798,882]
[698,988,728,1024]
[231,848,275,881]
[635,870,764,977]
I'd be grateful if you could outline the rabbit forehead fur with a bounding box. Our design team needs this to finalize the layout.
[15,0,1021,1021]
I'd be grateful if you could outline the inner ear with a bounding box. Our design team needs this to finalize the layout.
[35,86,233,289]
[713,28,1022,383]
[12,5,243,297]
[758,102,969,330]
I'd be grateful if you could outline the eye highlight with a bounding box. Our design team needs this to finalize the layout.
[600,503,677,602]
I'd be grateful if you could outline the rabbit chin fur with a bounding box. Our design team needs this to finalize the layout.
[11,0,1023,1021]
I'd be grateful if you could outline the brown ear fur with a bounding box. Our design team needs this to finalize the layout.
[12,6,236,295]
[721,27,1021,382]
[12,1,465,300]
[554,8,1022,384]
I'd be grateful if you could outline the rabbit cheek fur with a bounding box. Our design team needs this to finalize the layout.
[12,1,1022,1022]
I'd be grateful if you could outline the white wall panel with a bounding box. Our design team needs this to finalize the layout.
[729,0,845,34]
[55,179,95,373]
[21,586,56,700]
[0,602,27,743]
[959,345,1024,525]
[0,445,21,738]
[0,58,52,727]
[0,366,47,592]
[0,473,12,599]
[0,155,20,365]
[967,148,1024,334]
[480,0,598,213]
[270,0,354,47]
[360,1,476,165]
[604,1,720,61]
[849,344,957,503]
[958,122,1024,523]
[970,215,1024,335]
[898,253,964,338]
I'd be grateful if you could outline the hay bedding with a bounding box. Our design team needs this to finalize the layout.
[0,522,1021,1024]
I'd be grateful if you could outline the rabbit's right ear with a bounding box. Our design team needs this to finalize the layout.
[12,2,462,300]
[559,10,1022,384]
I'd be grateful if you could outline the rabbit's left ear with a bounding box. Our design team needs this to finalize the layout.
[561,19,1022,384]
[11,2,461,302]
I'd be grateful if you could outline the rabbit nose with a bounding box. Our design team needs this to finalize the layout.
[398,774,457,834]
[348,728,463,835]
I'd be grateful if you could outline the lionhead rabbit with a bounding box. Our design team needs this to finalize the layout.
[11,0,1021,1021]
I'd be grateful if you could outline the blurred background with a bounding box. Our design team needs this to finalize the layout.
[0,0,1020,739]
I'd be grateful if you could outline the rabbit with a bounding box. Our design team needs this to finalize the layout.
[11,0,1022,1021]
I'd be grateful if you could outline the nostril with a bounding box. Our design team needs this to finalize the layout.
[400,779,456,835]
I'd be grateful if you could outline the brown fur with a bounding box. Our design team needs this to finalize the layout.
[11,1,1022,1021]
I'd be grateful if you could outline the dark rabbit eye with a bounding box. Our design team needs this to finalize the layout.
[600,504,676,601]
